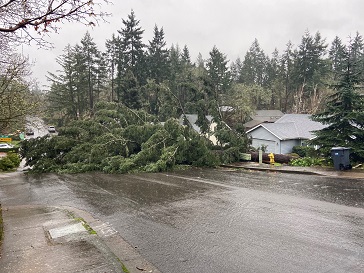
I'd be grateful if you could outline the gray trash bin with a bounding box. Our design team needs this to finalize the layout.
[331,147,352,171]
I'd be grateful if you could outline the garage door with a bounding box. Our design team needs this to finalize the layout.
[251,139,277,153]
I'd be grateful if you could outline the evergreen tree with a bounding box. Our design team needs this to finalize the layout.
[80,32,106,115]
[146,25,169,84]
[206,46,231,117]
[230,57,243,83]
[266,48,282,109]
[311,40,364,160]
[329,36,347,81]
[116,10,146,101]
[292,31,328,113]
[47,45,83,122]
[120,70,141,109]
[181,45,192,66]
[280,41,295,112]
[240,39,268,86]
[105,34,120,101]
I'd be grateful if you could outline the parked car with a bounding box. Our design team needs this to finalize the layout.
[48,126,56,133]
[0,143,14,149]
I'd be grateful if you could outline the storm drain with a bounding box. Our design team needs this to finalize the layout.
[48,222,85,239]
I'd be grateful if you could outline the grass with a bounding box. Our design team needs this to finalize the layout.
[117,258,130,273]
[66,211,97,235]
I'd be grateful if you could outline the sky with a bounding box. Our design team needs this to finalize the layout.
[20,0,364,88]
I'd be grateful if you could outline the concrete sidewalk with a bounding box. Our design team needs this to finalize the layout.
[0,205,160,273]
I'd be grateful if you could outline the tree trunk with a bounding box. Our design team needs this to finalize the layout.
[249,152,298,164]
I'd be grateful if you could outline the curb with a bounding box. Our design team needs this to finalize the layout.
[61,206,161,273]
[0,205,161,273]
[220,164,323,176]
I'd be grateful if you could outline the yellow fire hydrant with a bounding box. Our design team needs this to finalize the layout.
[268,153,275,165]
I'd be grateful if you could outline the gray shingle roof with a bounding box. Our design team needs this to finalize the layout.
[252,110,284,121]
[247,114,326,140]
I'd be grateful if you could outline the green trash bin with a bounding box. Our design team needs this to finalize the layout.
[331,147,352,171]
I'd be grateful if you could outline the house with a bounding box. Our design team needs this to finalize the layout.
[246,114,326,154]
[178,114,218,145]
[243,110,284,130]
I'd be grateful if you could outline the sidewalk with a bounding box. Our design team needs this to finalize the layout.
[0,205,160,273]
[222,162,364,179]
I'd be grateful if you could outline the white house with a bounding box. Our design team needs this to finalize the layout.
[179,114,218,145]
[246,114,326,154]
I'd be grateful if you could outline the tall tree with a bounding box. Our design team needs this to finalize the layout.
[206,46,231,118]
[280,41,295,112]
[311,40,364,160]
[116,10,146,88]
[292,31,328,113]
[329,36,347,81]
[240,39,268,86]
[47,45,83,122]
[266,48,283,109]
[80,31,106,114]
[114,10,146,104]
[146,25,169,84]
[105,34,120,101]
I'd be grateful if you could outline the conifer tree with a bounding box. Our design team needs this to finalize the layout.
[206,46,231,111]
[117,10,146,84]
[146,25,169,84]
[311,39,364,160]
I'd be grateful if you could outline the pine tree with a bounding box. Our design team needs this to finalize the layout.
[117,10,146,84]
[146,25,169,84]
[311,40,364,161]
[280,41,295,112]
[80,32,106,115]
[240,39,268,86]
[47,45,82,122]
[329,36,347,81]
[206,46,231,111]
[292,31,328,113]
[105,34,120,101]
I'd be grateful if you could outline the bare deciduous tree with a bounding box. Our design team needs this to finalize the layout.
[0,0,111,46]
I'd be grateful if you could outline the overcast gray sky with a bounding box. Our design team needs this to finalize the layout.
[22,0,364,88]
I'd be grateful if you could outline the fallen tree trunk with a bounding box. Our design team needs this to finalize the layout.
[249,152,298,164]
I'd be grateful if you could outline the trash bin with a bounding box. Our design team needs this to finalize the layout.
[331,147,352,171]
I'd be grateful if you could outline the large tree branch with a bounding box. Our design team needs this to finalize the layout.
[0,0,111,45]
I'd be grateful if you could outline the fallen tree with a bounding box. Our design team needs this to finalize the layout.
[249,152,299,164]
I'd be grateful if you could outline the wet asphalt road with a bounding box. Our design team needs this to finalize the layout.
[1,169,364,272]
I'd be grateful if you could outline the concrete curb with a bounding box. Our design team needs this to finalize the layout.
[0,205,161,273]
[220,163,364,179]
[61,206,161,273]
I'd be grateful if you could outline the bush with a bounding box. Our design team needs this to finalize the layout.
[0,152,21,171]
[289,157,326,167]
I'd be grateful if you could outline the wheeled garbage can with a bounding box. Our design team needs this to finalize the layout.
[331,147,352,171]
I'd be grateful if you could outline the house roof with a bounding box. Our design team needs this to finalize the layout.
[246,114,326,140]
[244,110,284,129]
[251,110,284,121]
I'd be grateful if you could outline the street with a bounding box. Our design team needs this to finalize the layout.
[1,168,364,272]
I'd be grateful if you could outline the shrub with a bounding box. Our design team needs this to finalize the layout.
[0,152,21,171]
[289,157,326,167]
